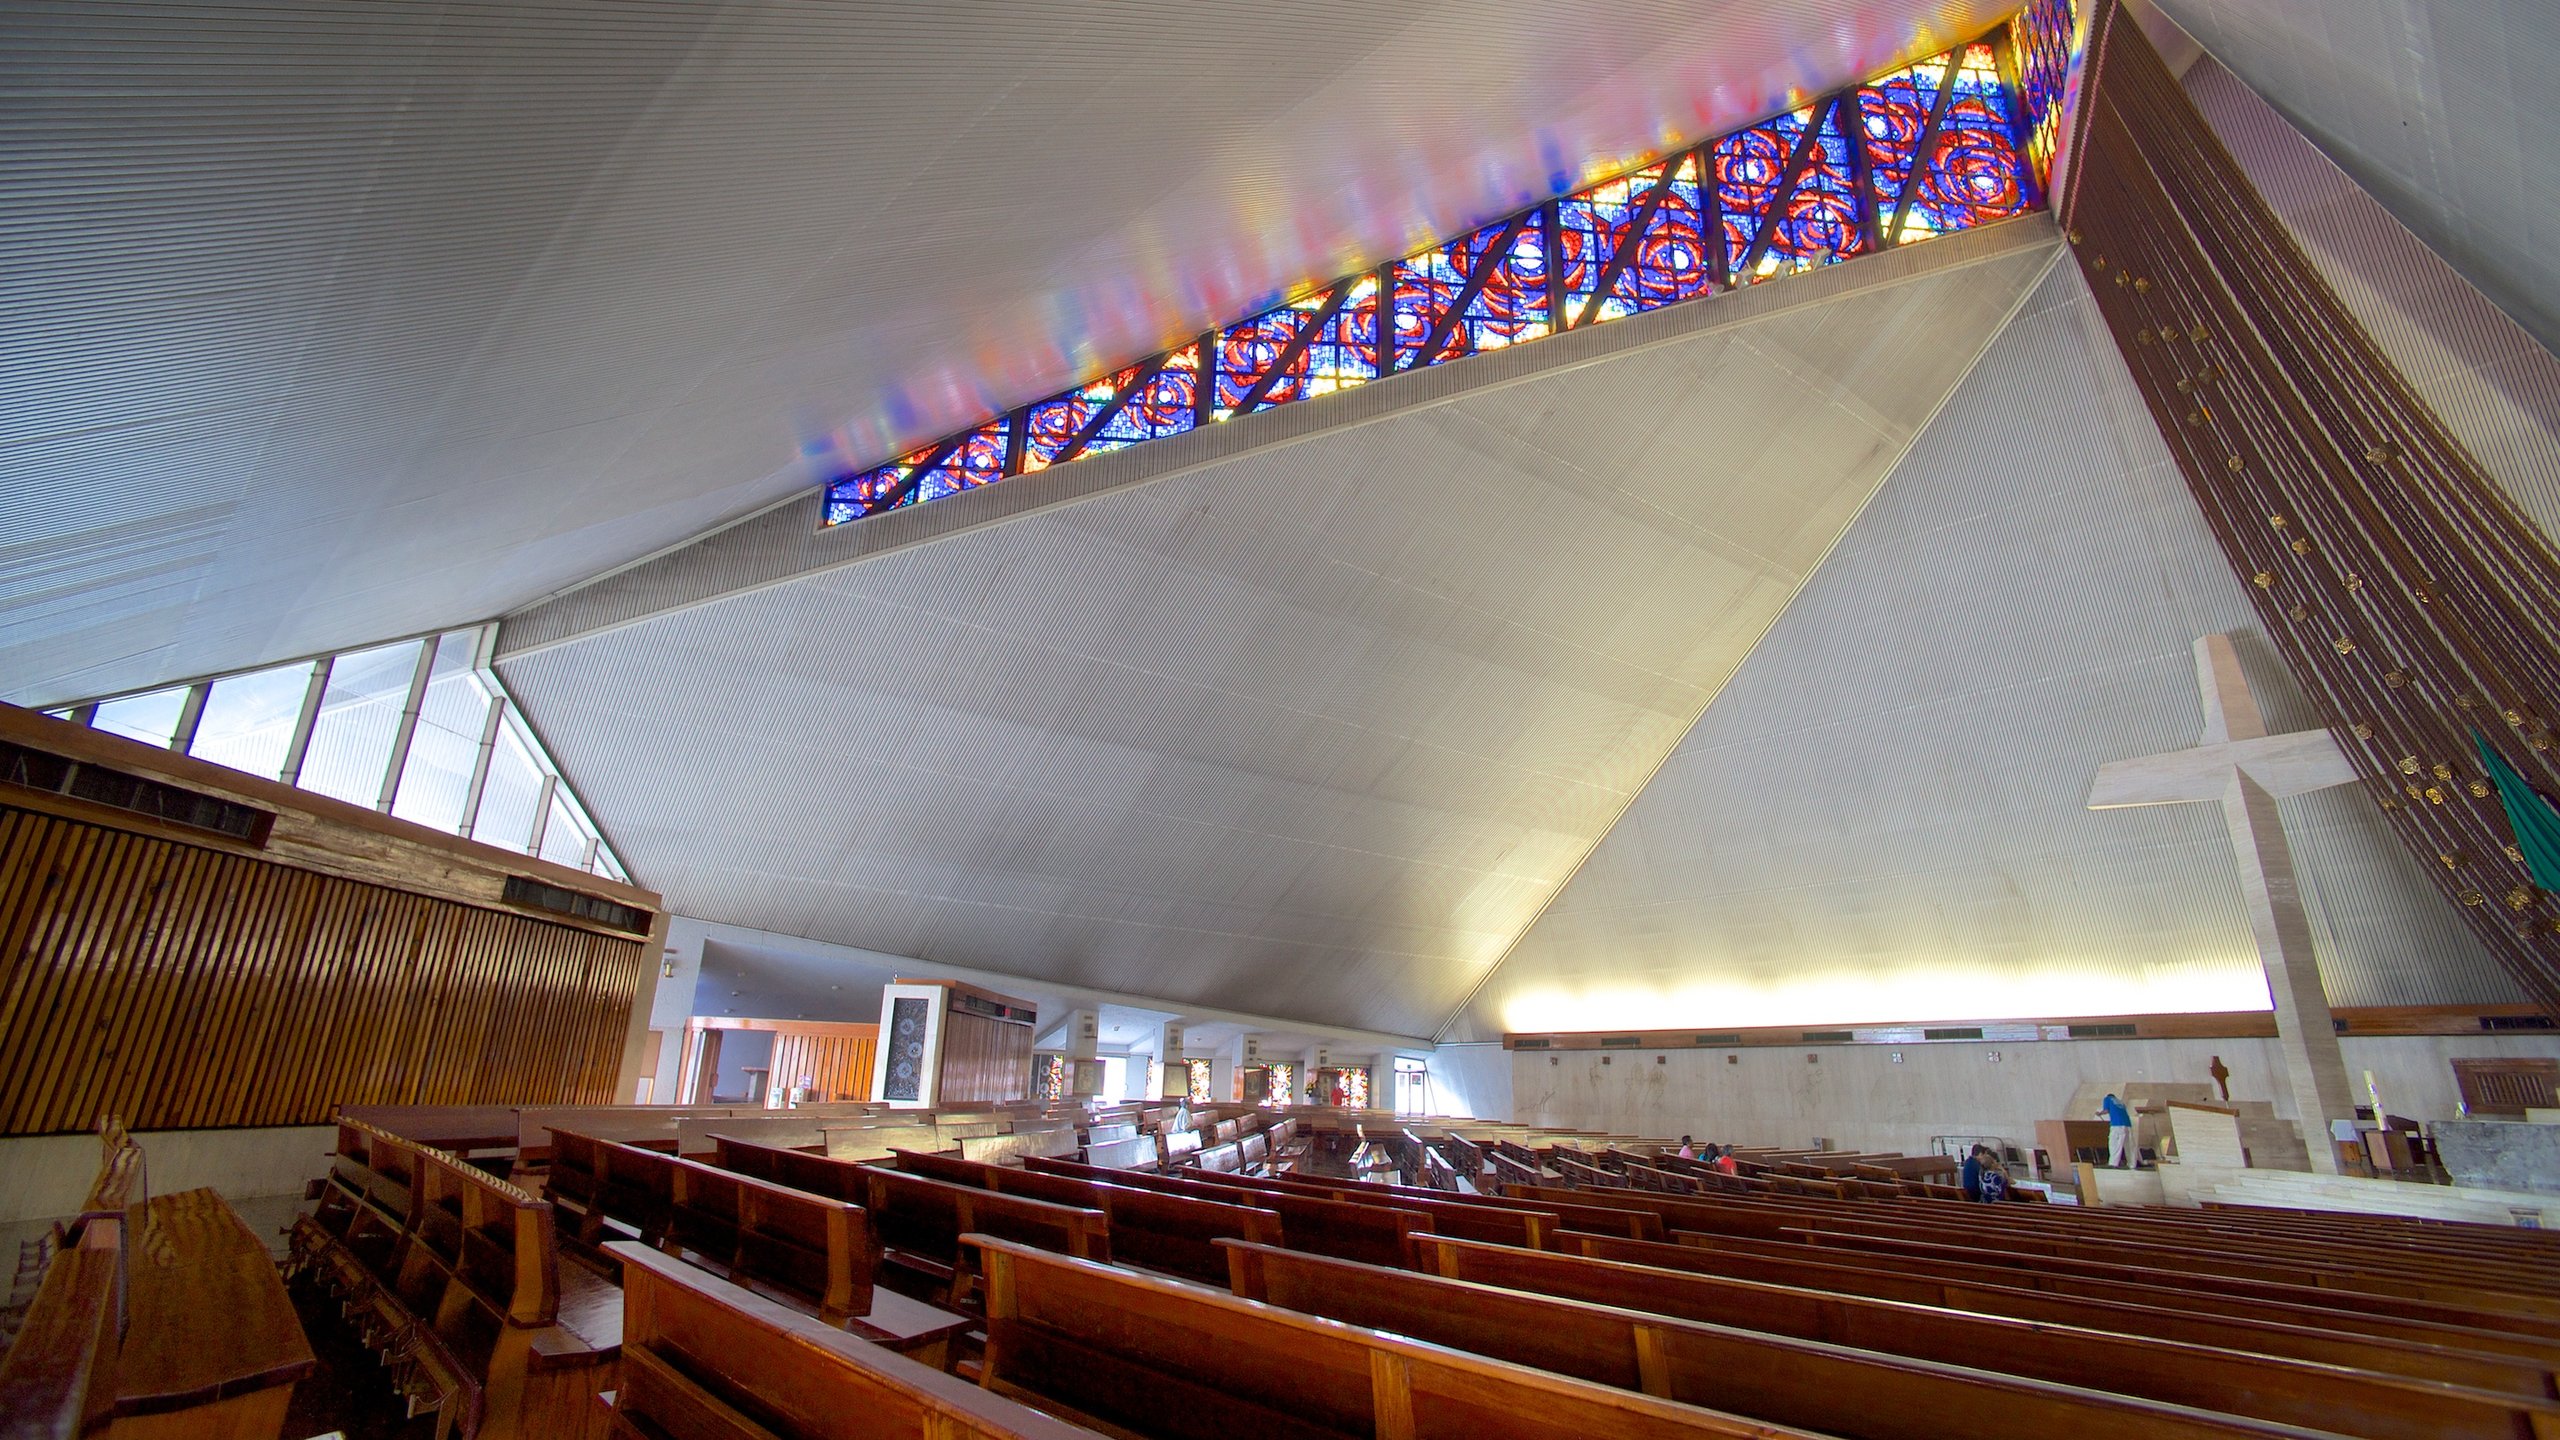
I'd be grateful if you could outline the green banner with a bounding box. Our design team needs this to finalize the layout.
[2475,730,2560,894]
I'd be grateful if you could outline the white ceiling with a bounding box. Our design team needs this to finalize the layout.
[2148,0,2560,359]
[499,233,2061,1039]
[1,0,2013,707]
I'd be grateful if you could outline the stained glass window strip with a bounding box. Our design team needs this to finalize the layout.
[1714,115,1794,281]
[1024,344,1202,473]
[1730,99,1868,282]
[1390,217,1551,371]
[1907,43,2034,239]
[2010,0,2078,189]
[1185,1057,1214,1104]
[1034,1054,1067,1102]
[1217,280,1378,417]
[1857,53,1951,246]
[817,4,2071,527]
[1558,153,1713,325]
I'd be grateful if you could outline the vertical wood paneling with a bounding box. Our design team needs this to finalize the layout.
[934,1013,1033,1105]
[0,802,648,1134]
[764,1031,877,1104]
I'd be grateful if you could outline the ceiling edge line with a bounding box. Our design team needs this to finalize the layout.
[1425,238,2070,1044]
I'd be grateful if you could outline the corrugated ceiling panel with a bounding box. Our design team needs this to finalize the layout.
[2152,0,2560,358]
[2,0,2015,705]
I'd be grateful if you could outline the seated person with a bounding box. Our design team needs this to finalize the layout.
[1961,1144,2013,1202]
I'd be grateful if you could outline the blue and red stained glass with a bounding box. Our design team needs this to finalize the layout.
[1023,344,1201,471]
[1907,43,2034,238]
[822,417,1009,522]
[1558,153,1712,325]
[1217,279,1379,416]
[1391,218,1552,370]
[2010,0,2077,188]
[1857,54,1949,245]
[820,6,2072,527]
[1727,99,1867,282]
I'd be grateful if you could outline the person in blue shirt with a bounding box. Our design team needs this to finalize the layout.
[1960,1144,2011,1201]
[2101,1092,2135,1168]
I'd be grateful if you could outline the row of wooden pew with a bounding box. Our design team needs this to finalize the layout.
[287,1119,622,1440]
[329,1107,2560,1440]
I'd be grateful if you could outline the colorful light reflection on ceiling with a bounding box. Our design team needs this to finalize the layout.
[824,1,2078,528]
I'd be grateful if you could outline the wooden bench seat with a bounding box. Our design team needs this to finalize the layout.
[1220,1239,2358,1440]
[1556,1230,2558,1398]
[603,1241,1099,1440]
[293,1120,618,1440]
[1399,1234,2558,1440]
[1507,1181,2560,1334]
[661,1158,873,1322]
[859,1164,1110,1307]
[1024,1157,1430,1268]
[886,1147,1284,1285]
[971,1236,1828,1440]
[1184,1169,1559,1249]
[546,1129,976,1356]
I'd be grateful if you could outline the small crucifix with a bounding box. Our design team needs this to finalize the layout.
[2089,633,2362,1173]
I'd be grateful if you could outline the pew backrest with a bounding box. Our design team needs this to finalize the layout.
[607,1241,1092,1440]
[972,1237,1825,1440]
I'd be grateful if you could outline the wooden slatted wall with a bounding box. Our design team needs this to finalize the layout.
[0,802,648,1135]
[766,1029,877,1105]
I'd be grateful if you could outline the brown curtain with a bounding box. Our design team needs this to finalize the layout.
[2063,0,2560,1013]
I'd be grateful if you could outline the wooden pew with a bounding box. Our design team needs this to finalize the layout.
[859,1165,1110,1306]
[1221,1240,2357,1440]
[1556,1230,2559,1400]
[295,1121,618,1440]
[1184,1169,1558,1249]
[661,1158,872,1322]
[1657,1226,2560,1369]
[886,1148,1283,1286]
[1082,1134,1162,1172]
[602,1241,1100,1440]
[1400,1235,2559,1440]
[4,1127,317,1440]
[557,1130,973,1361]
[1197,1167,1665,1248]
[971,1237,1828,1440]
[1024,1157,1429,1268]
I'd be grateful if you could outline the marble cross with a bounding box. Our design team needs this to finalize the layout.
[2089,633,2361,1173]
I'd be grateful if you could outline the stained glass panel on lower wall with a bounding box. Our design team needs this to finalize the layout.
[1905,42,2035,240]
[1558,152,1712,325]
[1390,217,1551,371]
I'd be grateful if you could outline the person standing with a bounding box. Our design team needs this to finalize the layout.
[2101,1093,2135,1168]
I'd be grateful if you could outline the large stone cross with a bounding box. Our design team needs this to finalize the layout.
[2088,633,2361,1173]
